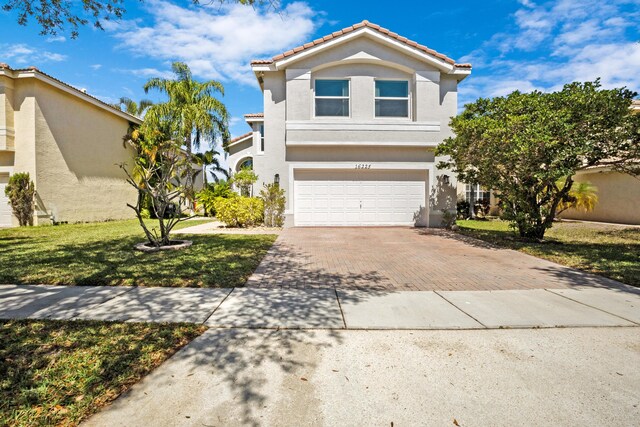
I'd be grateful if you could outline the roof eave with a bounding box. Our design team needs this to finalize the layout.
[226,132,253,148]
[1,68,142,124]
[268,27,456,73]
[449,68,472,81]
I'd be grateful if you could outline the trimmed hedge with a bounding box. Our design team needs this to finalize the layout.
[214,196,264,227]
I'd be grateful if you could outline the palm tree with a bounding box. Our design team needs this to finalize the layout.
[142,62,228,155]
[556,180,598,216]
[112,97,153,117]
[193,149,229,185]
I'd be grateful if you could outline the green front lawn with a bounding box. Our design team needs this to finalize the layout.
[0,219,277,287]
[0,319,206,427]
[456,219,640,287]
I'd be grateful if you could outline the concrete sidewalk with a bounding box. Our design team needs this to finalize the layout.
[1,284,638,330]
[84,327,640,426]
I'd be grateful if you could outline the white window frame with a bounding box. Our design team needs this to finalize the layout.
[313,78,351,118]
[257,124,265,154]
[374,79,411,119]
[465,184,490,205]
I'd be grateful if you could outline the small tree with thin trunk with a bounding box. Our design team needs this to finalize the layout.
[5,172,35,226]
[120,127,195,247]
[437,80,640,240]
[232,167,258,197]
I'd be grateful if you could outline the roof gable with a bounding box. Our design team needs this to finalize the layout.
[0,63,142,124]
[251,20,471,76]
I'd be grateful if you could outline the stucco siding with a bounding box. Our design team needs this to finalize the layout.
[0,75,16,151]
[286,37,439,75]
[253,71,288,205]
[286,129,439,144]
[560,170,640,225]
[286,146,434,163]
[31,80,136,224]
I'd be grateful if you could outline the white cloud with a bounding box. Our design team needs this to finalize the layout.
[90,64,102,70]
[107,1,318,85]
[1,43,67,65]
[46,35,66,43]
[116,67,176,79]
[460,0,640,102]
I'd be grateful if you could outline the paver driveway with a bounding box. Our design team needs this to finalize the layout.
[246,227,625,291]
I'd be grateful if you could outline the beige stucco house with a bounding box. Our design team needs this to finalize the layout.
[227,20,471,227]
[0,64,140,226]
[559,100,640,225]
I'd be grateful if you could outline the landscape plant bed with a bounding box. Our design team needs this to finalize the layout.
[456,219,640,287]
[0,318,206,427]
[0,219,277,287]
[134,239,193,252]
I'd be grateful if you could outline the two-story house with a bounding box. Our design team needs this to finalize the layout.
[0,64,139,226]
[227,20,471,227]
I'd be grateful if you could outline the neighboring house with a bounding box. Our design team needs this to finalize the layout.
[0,64,140,226]
[560,100,640,225]
[559,164,640,225]
[455,182,500,216]
[227,20,471,227]
[455,100,640,224]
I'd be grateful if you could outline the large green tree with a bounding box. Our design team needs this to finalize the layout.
[437,80,640,240]
[2,0,276,38]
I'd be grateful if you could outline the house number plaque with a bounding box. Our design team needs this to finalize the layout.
[355,164,371,169]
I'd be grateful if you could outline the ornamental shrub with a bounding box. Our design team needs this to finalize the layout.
[259,183,285,227]
[5,172,35,226]
[197,180,233,216]
[214,196,263,227]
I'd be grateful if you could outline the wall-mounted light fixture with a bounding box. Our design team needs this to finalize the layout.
[274,173,280,186]
[442,175,450,185]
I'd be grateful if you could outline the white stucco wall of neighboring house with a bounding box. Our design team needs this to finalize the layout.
[0,67,140,226]
[227,22,470,227]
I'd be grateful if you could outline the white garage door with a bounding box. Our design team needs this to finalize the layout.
[0,175,12,227]
[294,169,426,226]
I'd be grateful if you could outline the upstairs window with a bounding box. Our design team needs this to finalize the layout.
[375,80,409,118]
[259,124,265,152]
[315,79,349,117]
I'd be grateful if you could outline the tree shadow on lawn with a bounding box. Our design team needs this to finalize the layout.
[418,227,640,288]
[0,319,203,426]
[526,241,640,288]
[0,233,277,288]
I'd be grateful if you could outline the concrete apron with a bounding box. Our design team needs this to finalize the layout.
[1,284,638,330]
[84,327,640,427]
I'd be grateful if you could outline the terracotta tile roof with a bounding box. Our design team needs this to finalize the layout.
[251,20,470,69]
[0,63,141,122]
[228,131,253,144]
[244,112,264,118]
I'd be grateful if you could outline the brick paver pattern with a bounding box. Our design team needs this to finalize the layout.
[246,227,623,291]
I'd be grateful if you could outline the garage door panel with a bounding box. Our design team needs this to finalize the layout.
[0,177,12,227]
[294,169,426,226]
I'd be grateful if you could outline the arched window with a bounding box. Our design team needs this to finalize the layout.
[237,157,253,172]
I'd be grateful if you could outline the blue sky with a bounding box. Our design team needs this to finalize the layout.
[1,0,639,141]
